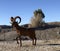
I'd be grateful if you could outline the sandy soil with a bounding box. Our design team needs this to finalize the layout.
[0,40,60,51]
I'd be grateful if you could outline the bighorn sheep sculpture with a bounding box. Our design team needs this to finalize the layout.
[10,16,36,46]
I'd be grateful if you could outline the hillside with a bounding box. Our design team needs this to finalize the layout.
[0,22,60,40]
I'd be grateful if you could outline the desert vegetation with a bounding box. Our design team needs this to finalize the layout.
[29,9,45,28]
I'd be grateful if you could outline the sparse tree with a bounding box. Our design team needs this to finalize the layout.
[34,9,45,18]
[30,9,45,28]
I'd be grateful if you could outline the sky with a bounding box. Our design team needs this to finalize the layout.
[0,0,60,25]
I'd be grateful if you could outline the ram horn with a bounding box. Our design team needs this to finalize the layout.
[10,17,14,24]
[10,17,15,22]
[15,16,21,24]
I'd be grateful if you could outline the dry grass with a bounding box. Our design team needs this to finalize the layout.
[0,40,60,51]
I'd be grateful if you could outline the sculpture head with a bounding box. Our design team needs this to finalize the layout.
[10,16,21,29]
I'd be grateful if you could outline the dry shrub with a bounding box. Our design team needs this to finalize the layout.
[29,9,45,28]
[30,13,43,28]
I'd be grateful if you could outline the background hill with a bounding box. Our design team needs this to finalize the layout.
[0,22,60,40]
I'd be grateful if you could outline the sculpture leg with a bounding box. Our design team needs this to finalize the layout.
[16,36,19,44]
[19,36,22,47]
[34,37,36,45]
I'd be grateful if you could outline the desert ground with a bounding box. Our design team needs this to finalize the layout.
[0,40,60,51]
[0,23,60,51]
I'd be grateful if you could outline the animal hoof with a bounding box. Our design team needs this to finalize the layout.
[33,44,36,46]
[17,42,19,44]
[20,45,22,47]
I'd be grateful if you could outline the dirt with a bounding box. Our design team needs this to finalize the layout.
[0,40,60,51]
